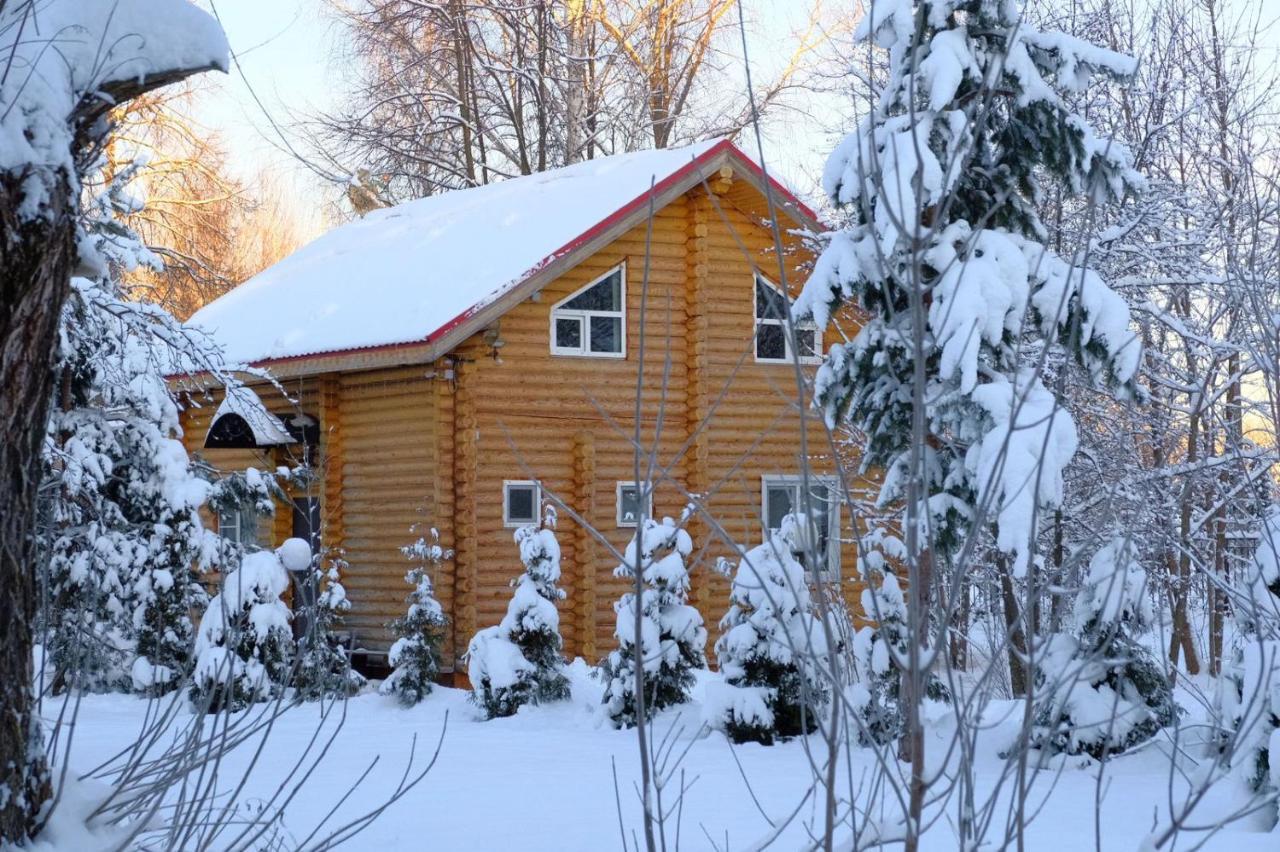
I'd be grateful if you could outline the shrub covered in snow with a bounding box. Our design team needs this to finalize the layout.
[708,515,830,744]
[284,540,366,701]
[381,528,451,707]
[598,516,706,728]
[190,548,294,713]
[1218,512,1280,811]
[469,512,570,718]
[1033,539,1175,757]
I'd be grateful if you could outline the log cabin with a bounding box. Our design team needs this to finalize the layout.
[179,139,867,680]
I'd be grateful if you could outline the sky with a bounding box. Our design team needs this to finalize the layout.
[190,0,844,230]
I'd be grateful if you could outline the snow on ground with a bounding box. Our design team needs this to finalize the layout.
[44,662,1277,851]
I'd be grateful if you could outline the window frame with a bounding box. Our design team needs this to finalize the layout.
[503,480,542,528]
[760,474,841,579]
[549,263,627,359]
[615,481,654,528]
[754,273,821,365]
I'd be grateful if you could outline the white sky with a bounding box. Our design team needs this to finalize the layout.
[191,0,845,222]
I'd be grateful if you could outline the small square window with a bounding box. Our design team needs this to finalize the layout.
[589,315,622,353]
[616,482,653,527]
[503,481,540,527]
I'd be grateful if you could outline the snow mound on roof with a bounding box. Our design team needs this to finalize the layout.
[188,140,728,365]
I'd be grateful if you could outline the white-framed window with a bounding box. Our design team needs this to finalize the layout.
[217,507,258,547]
[755,274,820,364]
[761,475,840,578]
[503,480,541,527]
[550,264,626,358]
[615,481,653,528]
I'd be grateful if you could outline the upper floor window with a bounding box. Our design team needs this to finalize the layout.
[761,474,840,579]
[755,274,820,364]
[551,265,626,358]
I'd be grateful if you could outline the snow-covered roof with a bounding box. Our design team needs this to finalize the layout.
[188,140,814,368]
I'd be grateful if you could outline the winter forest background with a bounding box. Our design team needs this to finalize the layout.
[4,0,1280,850]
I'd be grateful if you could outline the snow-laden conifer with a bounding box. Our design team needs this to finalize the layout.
[598,516,706,728]
[793,0,1144,716]
[1033,539,1175,757]
[708,515,829,744]
[190,546,294,712]
[42,163,220,697]
[381,528,450,706]
[469,509,570,718]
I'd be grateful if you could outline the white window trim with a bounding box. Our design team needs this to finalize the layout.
[550,262,627,359]
[217,508,241,543]
[615,481,654,528]
[754,273,821,365]
[760,474,840,578]
[503,480,541,527]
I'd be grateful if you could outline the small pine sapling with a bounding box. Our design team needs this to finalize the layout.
[285,540,367,701]
[190,546,294,713]
[598,515,706,728]
[709,515,830,745]
[1033,539,1176,758]
[849,529,949,746]
[381,527,450,707]
[468,506,570,719]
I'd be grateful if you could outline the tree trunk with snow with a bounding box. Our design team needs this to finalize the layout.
[0,2,227,839]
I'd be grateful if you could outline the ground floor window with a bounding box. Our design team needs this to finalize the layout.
[615,481,653,527]
[761,474,840,578]
[217,507,258,547]
[503,480,541,527]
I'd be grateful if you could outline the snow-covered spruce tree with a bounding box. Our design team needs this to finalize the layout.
[291,542,367,700]
[381,527,451,706]
[41,162,222,698]
[793,0,1143,720]
[1218,510,1280,811]
[598,517,707,728]
[709,515,830,745]
[190,546,294,713]
[1032,539,1175,758]
[469,509,570,718]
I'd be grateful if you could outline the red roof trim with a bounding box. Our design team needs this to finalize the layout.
[231,140,817,373]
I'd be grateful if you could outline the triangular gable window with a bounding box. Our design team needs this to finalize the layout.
[755,274,820,364]
[550,264,626,358]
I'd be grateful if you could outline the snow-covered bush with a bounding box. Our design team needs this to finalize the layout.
[1218,512,1280,810]
[708,515,830,745]
[381,528,450,707]
[598,516,706,728]
[190,548,294,713]
[1033,539,1175,757]
[285,540,366,701]
[468,512,570,718]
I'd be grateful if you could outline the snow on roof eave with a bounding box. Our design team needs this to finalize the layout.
[207,386,294,447]
[199,140,817,378]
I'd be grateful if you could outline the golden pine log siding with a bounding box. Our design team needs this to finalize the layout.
[433,357,458,667]
[337,366,436,657]
[684,190,712,613]
[451,349,480,668]
[570,430,596,659]
[320,375,345,568]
